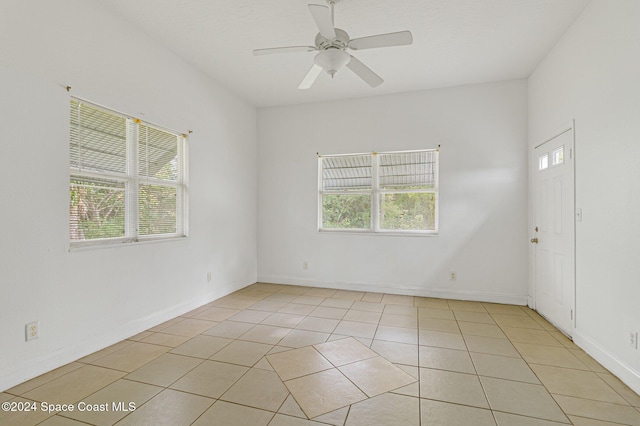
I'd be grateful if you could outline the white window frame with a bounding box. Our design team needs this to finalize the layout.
[318,149,439,235]
[69,97,188,249]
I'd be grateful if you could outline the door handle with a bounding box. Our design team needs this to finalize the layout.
[530,238,538,244]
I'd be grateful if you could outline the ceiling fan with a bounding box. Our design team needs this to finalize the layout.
[253,0,413,89]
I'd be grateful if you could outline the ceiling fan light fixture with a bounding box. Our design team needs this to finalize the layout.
[253,1,413,89]
[314,49,350,77]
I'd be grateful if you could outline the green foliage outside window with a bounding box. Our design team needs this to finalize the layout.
[138,184,177,236]
[380,192,436,231]
[69,98,184,243]
[321,192,436,231]
[69,155,180,241]
[69,179,125,240]
[70,179,179,240]
[320,150,438,233]
[322,194,371,229]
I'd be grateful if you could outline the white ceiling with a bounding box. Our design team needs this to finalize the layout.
[96,0,590,108]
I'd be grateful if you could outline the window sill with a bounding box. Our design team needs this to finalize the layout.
[318,229,438,237]
[69,235,187,252]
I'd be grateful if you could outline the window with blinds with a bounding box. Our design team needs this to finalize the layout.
[69,99,187,246]
[319,149,438,233]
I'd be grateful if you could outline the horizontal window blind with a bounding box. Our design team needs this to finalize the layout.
[69,98,187,245]
[70,100,127,174]
[138,123,179,181]
[139,184,177,236]
[379,150,436,189]
[321,154,372,191]
[319,149,438,233]
[69,177,126,241]
[137,123,181,237]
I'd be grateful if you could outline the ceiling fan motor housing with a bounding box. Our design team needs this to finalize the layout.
[315,28,350,50]
[252,1,411,89]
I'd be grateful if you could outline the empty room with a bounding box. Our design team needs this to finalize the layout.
[1,0,639,425]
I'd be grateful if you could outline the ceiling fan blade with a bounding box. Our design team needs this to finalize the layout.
[349,31,413,50]
[346,55,383,88]
[298,64,323,90]
[308,4,336,39]
[253,46,317,56]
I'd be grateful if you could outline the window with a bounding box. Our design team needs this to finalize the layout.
[551,146,564,166]
[538,153,549,170]
[538,147,564,172]
[319,149,438,234]
[69,99,187,247]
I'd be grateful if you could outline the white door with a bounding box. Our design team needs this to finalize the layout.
[533,126,575,336]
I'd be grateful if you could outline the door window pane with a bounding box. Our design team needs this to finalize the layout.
[552,146,564,166]
[539,153,549,170]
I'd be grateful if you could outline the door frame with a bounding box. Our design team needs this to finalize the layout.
[530,120,577,336]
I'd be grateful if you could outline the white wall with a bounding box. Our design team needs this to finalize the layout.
[258,80,528,303]
[528,0,640,393]
[0,0,257,391]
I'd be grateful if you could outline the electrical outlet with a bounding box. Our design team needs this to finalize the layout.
[303,261,309,270]
[25,321,39,341]
[206,272,213,283]
[449,272,456,281]
[628,331,638,349]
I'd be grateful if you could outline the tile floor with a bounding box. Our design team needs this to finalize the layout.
[2,283,640,425]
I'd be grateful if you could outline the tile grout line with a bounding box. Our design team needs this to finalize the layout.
[6,284,640,426]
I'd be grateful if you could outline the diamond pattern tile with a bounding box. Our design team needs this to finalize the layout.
[6,283,638,426]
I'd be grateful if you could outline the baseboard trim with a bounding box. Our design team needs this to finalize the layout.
[527,296,535,309]
[0,280,253,392]
[573,329,640,395]
[257,276,527,306]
